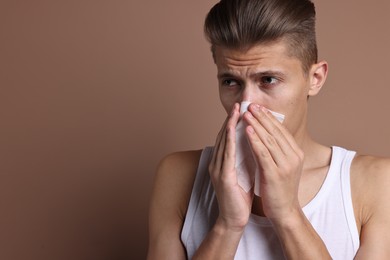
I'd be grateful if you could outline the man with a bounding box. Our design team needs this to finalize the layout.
[148,0,390,259]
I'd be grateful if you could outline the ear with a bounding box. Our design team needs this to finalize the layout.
[308,61,328,97]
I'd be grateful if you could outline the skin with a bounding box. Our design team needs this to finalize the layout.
[147,40,390,259]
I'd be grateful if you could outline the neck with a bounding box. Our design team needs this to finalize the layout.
[291,120,331,172]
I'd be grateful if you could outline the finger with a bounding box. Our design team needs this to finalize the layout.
[260,107,304,160]
[209,116,229,176]
[245,124,277,173]
[214,121,227,175]
[243,107,288,166]
[210,104,238,178]
[221,103,240,173]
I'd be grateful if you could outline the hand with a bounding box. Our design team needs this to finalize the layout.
[209,103,254,231]
[243,104,304,222]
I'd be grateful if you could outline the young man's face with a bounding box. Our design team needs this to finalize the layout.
[214,40,322,136]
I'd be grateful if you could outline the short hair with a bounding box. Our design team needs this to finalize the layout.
[204,0,318,74]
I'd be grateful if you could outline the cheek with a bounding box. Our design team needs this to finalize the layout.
[219,93,235,114]
[285,96,306,117]
[278,90,306,118]
[284,98,308,127]
[284,83,309,107]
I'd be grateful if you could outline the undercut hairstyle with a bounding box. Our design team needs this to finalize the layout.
[204,0,318,74]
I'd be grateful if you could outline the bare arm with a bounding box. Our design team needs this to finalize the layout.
[353,157,390,259]
[271,209,332,259]
[147,150,201,260]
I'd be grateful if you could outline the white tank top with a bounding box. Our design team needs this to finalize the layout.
[181,146,359,259]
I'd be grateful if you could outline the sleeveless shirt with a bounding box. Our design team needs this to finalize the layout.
[181,146,360,259]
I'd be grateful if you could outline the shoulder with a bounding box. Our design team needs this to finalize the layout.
[351,154,390,225]
[147,149,204,259]
[157,149,204,182]
[350,153,390,256]
[153,150,202,214]
[351,154,390,192]
[151,149,204,220]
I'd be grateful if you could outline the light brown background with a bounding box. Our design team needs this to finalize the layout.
[1,0,389,259]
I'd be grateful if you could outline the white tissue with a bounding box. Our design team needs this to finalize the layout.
[235,101,285,196]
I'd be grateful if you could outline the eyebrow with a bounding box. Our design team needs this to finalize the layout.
[217,72,238,80]
[217,70,287,80]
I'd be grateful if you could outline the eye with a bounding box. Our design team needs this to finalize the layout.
[261,76,278,85]
[222,79,240,88]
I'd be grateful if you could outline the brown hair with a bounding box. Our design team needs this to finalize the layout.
[204,0,318,74]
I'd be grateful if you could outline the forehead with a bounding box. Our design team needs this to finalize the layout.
[214,41,304,76]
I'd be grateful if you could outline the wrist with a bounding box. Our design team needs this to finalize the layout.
[215,216,247,235]
[268,208,332,259]
[192,216,245,259]
[269,207,306,232]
